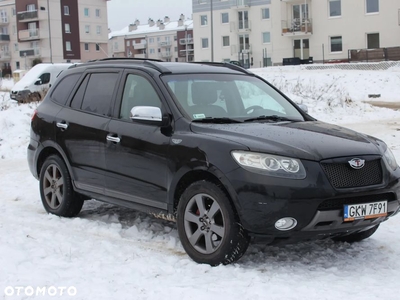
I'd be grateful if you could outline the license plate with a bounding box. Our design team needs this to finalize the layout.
[344,201,387,222]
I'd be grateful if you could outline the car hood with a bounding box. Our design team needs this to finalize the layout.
[190,121,384,161]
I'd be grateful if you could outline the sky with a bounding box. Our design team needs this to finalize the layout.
[107,0,193,31]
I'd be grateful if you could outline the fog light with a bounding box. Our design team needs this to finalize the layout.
[275,217,297,231]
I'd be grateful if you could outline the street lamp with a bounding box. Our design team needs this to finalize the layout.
[210,0,214,62]
[47,0,53,63]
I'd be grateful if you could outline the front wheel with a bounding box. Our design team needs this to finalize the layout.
[332,225,380,243]
[177,181,250,266]
[39,155,83,217]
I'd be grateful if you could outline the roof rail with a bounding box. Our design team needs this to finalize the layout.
[86,58,171,74]
[190,61,252,75]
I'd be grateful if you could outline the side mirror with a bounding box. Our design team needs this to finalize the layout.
[298,104,308,113]
[130,106,169,126]
[34,79,42,85]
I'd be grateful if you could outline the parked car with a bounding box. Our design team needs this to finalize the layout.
[10,63,72,102]
[28,59,400,265]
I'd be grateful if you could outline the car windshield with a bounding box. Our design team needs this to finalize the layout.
[162,73,304,122]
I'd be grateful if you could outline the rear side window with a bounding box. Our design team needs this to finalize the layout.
[73,73,119,116]
[50,73,81,105]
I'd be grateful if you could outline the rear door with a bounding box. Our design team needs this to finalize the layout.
[104,70,171,210]
[55,69,121,195]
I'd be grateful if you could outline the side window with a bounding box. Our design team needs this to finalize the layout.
[50,73,81,105]
[40,73,50,84]
[80,73,119,116]
[119,74,162,119]
[70,74,89,110]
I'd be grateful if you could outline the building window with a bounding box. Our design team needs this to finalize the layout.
[126,40,130,47]
[96,26,101,35]
[16,61,20,69]
[95,9,100,17]
[200,15,207,26]
[65,23,70,33]
[85,25,90,33]
[329,0,341,17]
[114,42,118,50]
[150,48,155,54]
[201,38,209,48]
[261,8,270,19]
[367,33,379,49]
[222,36,230,47]
[27,4,35,11]
[330,36,342,52]
[84,43,89,51]
[262,32,271,43]
[84,8,89,17]
[149,37,154,43]
[14,43,18,51]
[175,46,178,52]
[66,41,72,51]
[64,6,69,16]
[12,7,15,16]
[366,0,379,13]
[221,12,229,23]
[96,44,100,51]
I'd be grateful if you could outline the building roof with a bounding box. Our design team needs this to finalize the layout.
[109,18,193,40]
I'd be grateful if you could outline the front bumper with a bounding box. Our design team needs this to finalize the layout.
[225,160,400,244]
[10,90,30,102]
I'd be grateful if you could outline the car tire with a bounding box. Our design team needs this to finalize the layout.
[177,180,250,266]
[39,155,83,217]
[332,225,380,243]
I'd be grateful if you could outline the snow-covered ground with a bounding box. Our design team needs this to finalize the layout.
[1,66,400,300]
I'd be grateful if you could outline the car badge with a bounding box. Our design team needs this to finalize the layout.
[348,158,365,169]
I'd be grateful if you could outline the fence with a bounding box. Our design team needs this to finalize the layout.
[348,47,400,63]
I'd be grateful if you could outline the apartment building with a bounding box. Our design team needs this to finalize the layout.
[192,0,400,67]
[0,0,109,75]
[108,14,194,62]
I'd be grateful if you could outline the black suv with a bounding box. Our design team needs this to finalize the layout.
[28,59,400,265]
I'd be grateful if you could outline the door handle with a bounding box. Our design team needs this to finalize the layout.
[106,134,120,143]
[56,122,68,130]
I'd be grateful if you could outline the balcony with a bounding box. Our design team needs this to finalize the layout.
[158,51,172,58]
[19,29,40,41]
[179,38,193,45]
[133,42,146,50]
[0,18,9,26]
[238,20,251,32]
[158,41,172,48]
[134,53,146,59]
[17,10,39,22]
[231,0,250,9]
[0,34,10,42]
[281,18,313,36]
[19,48,40,57]
[0,51,10,61]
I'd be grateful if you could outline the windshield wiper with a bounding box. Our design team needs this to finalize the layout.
[192,117,242,124]
[244,115,301,123]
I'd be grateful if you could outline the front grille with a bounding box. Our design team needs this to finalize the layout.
[321,159,382,188]
[318,193,395,211]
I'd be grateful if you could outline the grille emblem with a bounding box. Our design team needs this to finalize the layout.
[348,158,365,169]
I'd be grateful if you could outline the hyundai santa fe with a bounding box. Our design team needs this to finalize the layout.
[28,59,400,265]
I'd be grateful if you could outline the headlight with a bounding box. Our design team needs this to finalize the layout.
[231,151,306,179]
[384,147,398,171]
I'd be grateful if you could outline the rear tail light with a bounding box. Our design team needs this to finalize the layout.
[31,109,38,122]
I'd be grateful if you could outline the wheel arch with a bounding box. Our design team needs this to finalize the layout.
[36,142,74,181]
[170,166,242,219]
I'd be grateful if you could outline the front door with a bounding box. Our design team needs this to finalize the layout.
[104,71,170,210]
[294,39,309,60]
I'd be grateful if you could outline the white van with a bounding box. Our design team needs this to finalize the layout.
[10,63,73,102]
